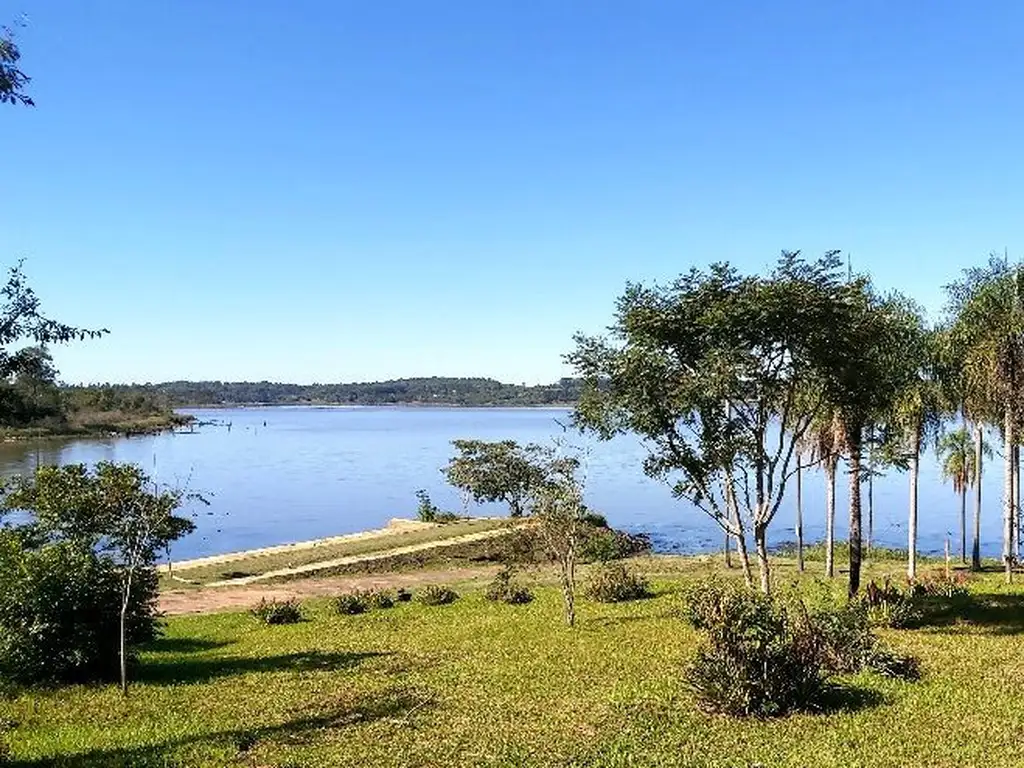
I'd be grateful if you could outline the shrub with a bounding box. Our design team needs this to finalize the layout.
[485,566,534,605]
[580,527,652,563]
[585,562,651,603]
[415,489,439,523]
[682,579,921,717]
[332,591,370,615]
[367,590,396,610]
[0,535,159,685]
[251,598,303,625]
[682,579,825,717]
[396,588,413,603]
[417,584,459,606]
[861,579,921,628]
[911,569,971,599]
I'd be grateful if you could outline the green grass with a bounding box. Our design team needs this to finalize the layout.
[8,557,1024,767]
[167,518,512,585]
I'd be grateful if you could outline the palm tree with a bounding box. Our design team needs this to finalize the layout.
[937,427,991,564]
[947,256,1024,583]
[891,326,943,582]
[808,412,844,578]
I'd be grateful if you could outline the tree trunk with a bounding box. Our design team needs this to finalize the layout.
[867,468,874,560]
[973,422,983,571]
[120,569,133,697]
[1004,405,1014,584]
[795,460,804,572]
[755,524,771,595]
[724,527,733,568]
[825,460,836,579]
[907,427,921,582]
[848,428,863,598]
[561,548,576,627]
[1015,444,1021,562]
[724,476,753,588]
[960,483,967,565]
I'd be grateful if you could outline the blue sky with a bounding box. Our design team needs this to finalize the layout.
[2,1,1023,385]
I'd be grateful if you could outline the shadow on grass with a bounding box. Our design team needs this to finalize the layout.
[8,685,432,767]
[914,592,1024,636]
[140,637,232,654]
[816,683,886,714]
[137,650,388,685]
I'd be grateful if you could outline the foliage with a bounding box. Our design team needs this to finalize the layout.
[569,252,886,593]
[861,579,921,629]
[682,578,920,716]
[936,427,989,495]
[485,566,534,604]
[443,439,550,517]
[110,377,587,407]
[417,584,459,606]
[910,569,971,599]
[579,525,651,563]
[414,490,440,523]
[1,22,33,107]
[332,591,370,615]
[367,590,396,609]
[0,534,158,684]
[251,598,303,625]
[395,587,412,602]
[682,578,828,716]
[585,562,651,603]
[2,462,195,693]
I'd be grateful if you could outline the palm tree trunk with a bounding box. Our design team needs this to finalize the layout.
[960,483,967,565]
[825,461,836,579]
[848,428,863,597]
[973,422,983,571]
[1015,444,1021,562]
[907,427,921,581]
[867,468,874,559]
[1004,405,1014,583]
[796,460,804,572]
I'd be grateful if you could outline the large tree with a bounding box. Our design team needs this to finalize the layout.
[569,252,857,594]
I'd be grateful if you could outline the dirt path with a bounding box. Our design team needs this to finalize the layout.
[159,566,497,615]
[188,526,513,587]
[162,518,441,572]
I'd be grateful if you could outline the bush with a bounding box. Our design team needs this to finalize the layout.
[332,591,370,615]
[585,562,651,603]
[0,535,158,685]
[911,569,971,599]
[415,489,439,523]
[485,566,534,605]
[417,584,459,606]
[682,579,920,717]
[682,579,825,717]
[580,526,652,563]
[396,588,413,603]
[251,598,304,625]
[861,579,921,628]
[367,590,396,610]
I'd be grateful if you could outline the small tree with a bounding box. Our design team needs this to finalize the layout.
[443,439,547,517]
[5,462,195,694]
[529,449,587,627]
[937,427,991,564]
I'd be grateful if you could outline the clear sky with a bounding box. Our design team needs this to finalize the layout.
[2,1,1023,385]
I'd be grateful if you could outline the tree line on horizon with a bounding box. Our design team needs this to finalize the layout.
[67,377,587,408]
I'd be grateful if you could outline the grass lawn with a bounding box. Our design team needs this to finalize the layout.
[7,556,1024,767]
[165,518,512,586]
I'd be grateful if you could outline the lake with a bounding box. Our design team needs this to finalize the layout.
[0,406,1004,561]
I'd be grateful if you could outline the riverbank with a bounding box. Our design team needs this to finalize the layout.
[0,411,193,442]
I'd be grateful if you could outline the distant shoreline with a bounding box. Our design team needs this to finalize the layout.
[179,402,577,410]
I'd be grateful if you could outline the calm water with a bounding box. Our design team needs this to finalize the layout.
[0,407,1005,561]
